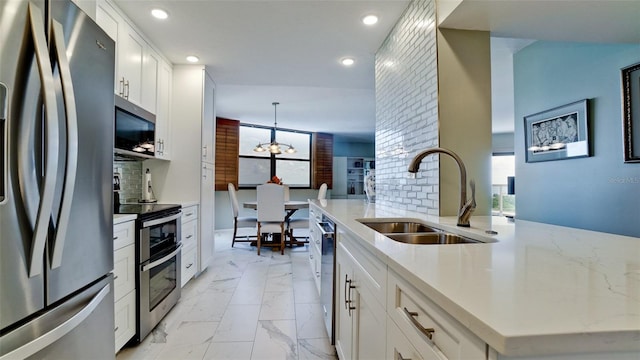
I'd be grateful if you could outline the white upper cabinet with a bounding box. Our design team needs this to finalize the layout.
[96,0,162,114]
[155,60,172,160]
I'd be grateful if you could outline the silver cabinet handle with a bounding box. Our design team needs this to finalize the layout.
[113,236,119,240]
[124,80,129,99]
[403,307,435,340]
[0,283,110,360]
[185,263,193,269]
[26,3,60,278]
[50,20,79,269]
[186,235,193,239]
[114,326,119,332]
[119,77,125,96]
[395,350,411,360]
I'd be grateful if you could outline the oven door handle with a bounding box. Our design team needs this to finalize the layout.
[142,211,182,228]
[141,243,183,272]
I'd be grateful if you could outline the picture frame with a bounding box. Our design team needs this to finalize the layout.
[524,99,589,163]
[622,62,640,163]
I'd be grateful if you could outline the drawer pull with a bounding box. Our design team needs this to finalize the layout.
[395,350,411,360]
[113,236,118,240]
[114,326,119,332]
[403,307,435,340]
[113,275,118,280]
[186,235,193,239]
[186,263,193,269]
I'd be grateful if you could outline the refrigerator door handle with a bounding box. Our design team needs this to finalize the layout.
[49,20,78,269]
[26,3,60,278]
[1,82,6,202]
[0,283,111,360]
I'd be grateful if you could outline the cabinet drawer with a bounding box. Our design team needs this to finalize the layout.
[182,218,198,250]
[337,228,386,307]
[388,270,486,360]
[388,315,428,360]
[181,205,198,223]
[310,222,322,254]
[309,206,322,223]
[113,220,135,250]
[309,243,321,295]
[113,244,135,301]
[181,246,197,287]
[114,290,136,353]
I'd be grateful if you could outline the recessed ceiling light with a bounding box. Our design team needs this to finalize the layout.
[362,15,378,25]
[186,55,199,63]
[341,58,355,66]
[151,9,168,20]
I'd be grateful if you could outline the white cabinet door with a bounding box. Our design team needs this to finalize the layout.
[155,59,172,159]
[201,71,215,164]
[117,24,144,105]
[199,163,214,272]
[114,291,136,352]
[141,45,159,113]
[335,245,355,360]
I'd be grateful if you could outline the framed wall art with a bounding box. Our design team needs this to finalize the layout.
[524,99,589,163]
[622,62,640,163]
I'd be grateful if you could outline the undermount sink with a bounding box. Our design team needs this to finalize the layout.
[386,232,479,245]
[357,218,491,245]
[358,220,440,233]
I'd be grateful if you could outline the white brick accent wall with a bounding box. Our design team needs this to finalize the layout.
[375,0,439,215]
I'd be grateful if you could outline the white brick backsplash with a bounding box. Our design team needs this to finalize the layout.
[375,0,438,213]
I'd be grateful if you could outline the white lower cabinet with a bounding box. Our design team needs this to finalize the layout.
[333,223,486,360]
[113,220,136,353]
[335,228,386,360]
[181,205,199,287]
[387,269,486,360]
[388,315,425,360]
[114,291,136,352]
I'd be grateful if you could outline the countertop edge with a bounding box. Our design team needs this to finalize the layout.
[311,200,640,357]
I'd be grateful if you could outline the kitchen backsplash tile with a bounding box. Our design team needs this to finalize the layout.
[114,161,142,203]
[375,0,439,215]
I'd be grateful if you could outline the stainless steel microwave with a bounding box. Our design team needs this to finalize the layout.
[114,96,156,160]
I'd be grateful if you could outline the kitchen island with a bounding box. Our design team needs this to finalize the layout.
[311,199,640,359]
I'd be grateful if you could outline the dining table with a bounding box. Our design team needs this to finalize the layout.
[243,200,309,247]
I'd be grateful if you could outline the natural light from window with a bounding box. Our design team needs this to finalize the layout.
[492,155,515,216]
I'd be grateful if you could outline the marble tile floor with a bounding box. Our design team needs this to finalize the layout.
[116,228,338,360]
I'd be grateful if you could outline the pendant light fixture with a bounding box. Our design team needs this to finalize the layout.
[253,102,296,154]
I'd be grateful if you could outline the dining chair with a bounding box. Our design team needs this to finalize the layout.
[228,183,257,247]
[256,183,286,255]
[317,183,328,200]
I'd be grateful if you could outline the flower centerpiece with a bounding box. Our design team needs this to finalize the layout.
[267,176,283,185]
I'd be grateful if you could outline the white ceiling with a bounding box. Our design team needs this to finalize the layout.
[113,0,640,140]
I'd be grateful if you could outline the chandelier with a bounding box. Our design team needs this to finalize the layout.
[253,102,296,154]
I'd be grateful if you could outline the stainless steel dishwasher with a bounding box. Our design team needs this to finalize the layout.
[318,215,336,344]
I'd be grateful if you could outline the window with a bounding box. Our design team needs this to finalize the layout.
[491,154,515,216]
[238,125,312,188]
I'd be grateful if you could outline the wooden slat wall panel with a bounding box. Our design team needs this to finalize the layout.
[215,118,239,191]
[312,133,333,189]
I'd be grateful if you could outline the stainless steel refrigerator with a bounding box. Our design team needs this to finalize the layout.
[1,0,116,358]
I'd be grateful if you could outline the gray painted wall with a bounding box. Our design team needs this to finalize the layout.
[514,41,640,237]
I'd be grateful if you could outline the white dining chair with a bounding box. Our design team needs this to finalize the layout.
[228,183,257,247]
[317,183,328,200]
[256,183,286,255]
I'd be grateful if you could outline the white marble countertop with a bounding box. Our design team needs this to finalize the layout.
[311,199,640,357]
[113,213,137,225]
